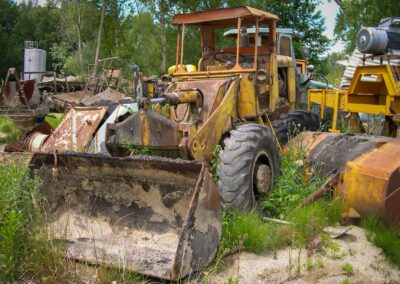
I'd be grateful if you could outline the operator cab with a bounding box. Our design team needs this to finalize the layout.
[224,27,306,74]
[171,6,279,75]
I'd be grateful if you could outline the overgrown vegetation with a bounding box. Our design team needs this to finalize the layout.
[152,103,170,118]
[0,161,74,282]
[122,140,154,156]
[261,140,324,219]
[342,262,354,276]
[0,1,331,80]
[0,117,22,143]
[217,139,342,267]
[209,144,222,182]
[221,211,290,254]
[96,266,150,284]
[0,161,153,283]
[362,216,400,267]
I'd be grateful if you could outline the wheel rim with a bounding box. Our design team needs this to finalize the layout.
[253,150,273,196]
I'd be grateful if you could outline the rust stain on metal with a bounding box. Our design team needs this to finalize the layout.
[41,107,106,152]
[289,132,400,233]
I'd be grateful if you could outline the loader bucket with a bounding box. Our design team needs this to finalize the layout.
[288,132,400,233]
[28,153,221,280]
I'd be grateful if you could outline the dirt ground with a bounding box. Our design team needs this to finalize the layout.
[74,225,400,283]
[204,225,400,284]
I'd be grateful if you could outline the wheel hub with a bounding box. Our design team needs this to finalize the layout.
[255,164,272,194]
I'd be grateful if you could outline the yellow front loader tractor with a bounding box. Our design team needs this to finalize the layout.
[7,6,322,280]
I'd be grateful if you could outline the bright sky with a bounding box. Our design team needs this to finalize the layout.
[317,0,345,53]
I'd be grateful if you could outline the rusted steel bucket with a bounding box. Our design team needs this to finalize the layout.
[289,132,400,232]
[27,152,221,280]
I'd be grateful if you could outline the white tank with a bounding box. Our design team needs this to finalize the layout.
[24,41,46,81]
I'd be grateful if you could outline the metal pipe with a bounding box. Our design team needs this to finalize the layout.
[235,18,242,68]
[180,24,186,66]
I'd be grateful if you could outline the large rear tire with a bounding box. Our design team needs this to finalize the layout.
[273,110,320,145]
[216,124,280,210]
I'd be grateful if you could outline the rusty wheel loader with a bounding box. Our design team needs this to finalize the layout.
[106,6,320,209]
[1,7,321,280]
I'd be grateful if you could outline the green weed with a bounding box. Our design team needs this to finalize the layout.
[305,258,314,270]
[288,199,342,247]
[122,140,153,156]
[342,262,354,276]
[151,103,170,118]
[340,278,350,284]
[221,211,290,254]
[362,216,400,267]
[261,145,324,219]
[96,266,151,284]
[227,277,239,284]
[209,144,222,182]
[0,117,22,142]
[0,162,40,281]
[316,258,324,268]
[0,161,77,282]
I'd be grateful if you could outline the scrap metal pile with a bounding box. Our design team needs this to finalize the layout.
[0,7,399,282]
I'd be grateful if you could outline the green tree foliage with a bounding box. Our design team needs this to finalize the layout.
[325,51,346,87]
[0,0,61,77]
[334,0,400,53]
[228,0,330,67]
[0,0,330,78]
[0,0,19,78]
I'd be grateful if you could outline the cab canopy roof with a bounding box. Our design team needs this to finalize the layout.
[172,6,279,27]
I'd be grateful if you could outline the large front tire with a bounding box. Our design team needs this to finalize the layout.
[216,124,280,210]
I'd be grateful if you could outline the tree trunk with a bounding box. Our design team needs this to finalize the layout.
[160,0,167,74]
[77,0,83,71]
[93,0,106,76]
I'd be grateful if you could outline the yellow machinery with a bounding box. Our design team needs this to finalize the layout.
[308,59,400,135]
[290,131,400,233]
[305,19,400,232]
[5,7,321,281]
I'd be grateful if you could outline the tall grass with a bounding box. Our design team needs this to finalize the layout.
[261,142,324,219]
[288,199,342,246]
[221,211,290,254]
[0,161,41,281]
[0,161,76,282]
[218,136,342,258]
[362,216,400,267]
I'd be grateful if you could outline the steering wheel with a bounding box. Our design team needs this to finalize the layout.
[214,52,246,64]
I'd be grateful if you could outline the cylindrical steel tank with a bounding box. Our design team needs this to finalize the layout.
[23,41,46,81]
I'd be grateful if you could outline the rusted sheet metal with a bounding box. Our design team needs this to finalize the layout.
[296,132,394,175]
[172,6,278,26]
[288,132,400,233]
[41,107,107,152]
[81,88,126,106]
[3,80,36,106]
[88,103,138,154]
[52,91,92,106]
[28,152,221,280]
[170,79,228,124]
